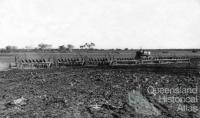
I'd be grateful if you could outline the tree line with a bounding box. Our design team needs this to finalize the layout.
[0,42,97,53]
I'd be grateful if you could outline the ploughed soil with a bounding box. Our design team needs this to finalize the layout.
[0,67,199,118]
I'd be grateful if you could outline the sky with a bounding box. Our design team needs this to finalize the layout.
[0,0,200,49]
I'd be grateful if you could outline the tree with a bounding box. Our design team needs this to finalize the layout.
[124,48,129,51]
[67,44,74,52]
[58,45,66,52]
[38,43,52,50]
[80,42,95,49]
[5,45,18,52]
[90,42,95,49]
[84,43,89,48]
[80,45,85,49]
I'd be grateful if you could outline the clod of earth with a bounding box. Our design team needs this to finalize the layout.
[13,97,27,106]
[90,103,101,110]
[4,97,28,109]
[128,89,161,116]
[0,101,6,110]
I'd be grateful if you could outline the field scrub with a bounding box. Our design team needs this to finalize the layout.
[0,67,199,117]
[0,50,200,62]
[1,50,200,59]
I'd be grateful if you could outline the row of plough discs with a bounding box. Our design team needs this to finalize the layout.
[16,56,192,69]
[17,57,113,69]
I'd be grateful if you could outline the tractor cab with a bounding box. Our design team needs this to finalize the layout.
[135,49,151,59]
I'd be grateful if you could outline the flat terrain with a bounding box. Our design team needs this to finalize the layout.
[0,67,199,118]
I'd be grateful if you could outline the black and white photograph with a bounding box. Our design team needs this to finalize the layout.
[0,0,200,117]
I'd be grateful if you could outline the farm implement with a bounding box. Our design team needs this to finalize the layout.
[17,59,52,69]
[13,50,200,70]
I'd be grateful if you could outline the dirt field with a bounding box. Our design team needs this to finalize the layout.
[0,67,199,118]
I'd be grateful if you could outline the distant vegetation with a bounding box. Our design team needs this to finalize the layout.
[192,49,199,53]
[1,42,97,53]
[0,46,18,53]
[0,43,199,53]
[80,42,95,49]
[38,43,52,50]
[58,44,74,52]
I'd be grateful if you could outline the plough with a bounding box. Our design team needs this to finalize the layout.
[17,59,52,69]
[12,50,200,69]
[57,58,83,66]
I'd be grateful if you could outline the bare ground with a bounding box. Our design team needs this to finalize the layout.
[0,67,199,118]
